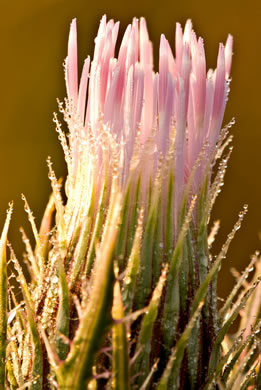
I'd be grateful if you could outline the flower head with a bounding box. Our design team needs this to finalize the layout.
[63,16,233,242]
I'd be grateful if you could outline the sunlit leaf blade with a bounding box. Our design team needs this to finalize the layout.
[23,291,43,389]
[21,195,45,278]
[47,157,66,248]
[56,193,121,389]
[6,358,18,389]
[6,332,24,388]
[19,227,40,283]
[0,204,12,388]
[38,193,55,261]
[68,213,92,289]
[9,243,43,389]
[85,174,108,275]
[238,360,259,390]
[112,280,130,390]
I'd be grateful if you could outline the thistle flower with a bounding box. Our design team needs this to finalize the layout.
[1,15,260,390]
[65,16,233,223]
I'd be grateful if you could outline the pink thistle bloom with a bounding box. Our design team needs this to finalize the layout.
[63,16,233,236]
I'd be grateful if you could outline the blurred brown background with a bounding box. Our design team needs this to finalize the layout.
[1,0,260,298]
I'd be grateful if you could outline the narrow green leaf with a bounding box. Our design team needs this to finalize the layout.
[112,280,130,390]
[68,214,92,289]
[126,176,141,258]
[140,359,159,390]
[56,193,121,389]
[6,359,18,389]
[115,183,131,267]
[19,227,40,284]
[165,169,174,260]
[152,196,163,288]
[162,196,197,348]
[226,340,258,390]
[21,195,45,278]
[208,277,261,375]
[6,334,24,388]
[10,244,43,389]
[192,206,248,317]
[238,360,259,390]
[135,187,159,310]
[133,265,168,387]
[219,254,257,320]
[0,204,12,389]
[47,157,66,250]
[56,260,70,360]
[157,301,204,390]
[9,247,34,316]
[68,177,95,283]
[23,291,43,389]
[203,320,261,389]
[38,193,55,262]
[196,178,209,285]
[85,174,108,275]
[122,209,143,313]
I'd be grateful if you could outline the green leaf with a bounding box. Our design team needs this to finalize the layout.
[162,196,197,348]
[56,260,70,361]
[0,204,12,389]
[56,193,121,389]
[10,245,43,389]
[23,288,43,390]
[38,193,55,262]
[126,176,141,258]
[112,280,130,390]
[219,255,257,320]
[115,183,131,267]
[203,320,261,389]
[6,359,18,389]
[192,206,248,318]
[135,190,160,310]
[165,169,174,260]
[122,209,143,313]
[21,195,45,278]
[208,277,261,375]
[85,174,108,275]
[133,265,168,387]
[226,340,258,390]
[157,301,204,390]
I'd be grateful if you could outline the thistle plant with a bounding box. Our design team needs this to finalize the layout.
[0,16,260,390]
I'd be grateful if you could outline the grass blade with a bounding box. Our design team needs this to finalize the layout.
[0,204,12,389]
[112,279,130,390]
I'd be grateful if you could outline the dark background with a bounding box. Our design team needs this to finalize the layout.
[1,0,260,298]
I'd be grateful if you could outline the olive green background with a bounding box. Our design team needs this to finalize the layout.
[1,0,260,298]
